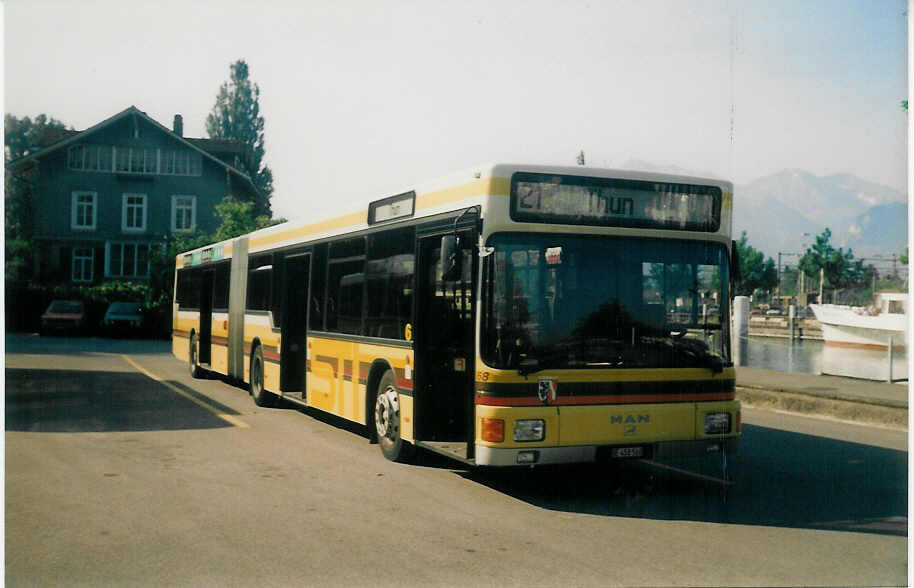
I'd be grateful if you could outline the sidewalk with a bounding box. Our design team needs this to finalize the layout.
[736,366,908,429]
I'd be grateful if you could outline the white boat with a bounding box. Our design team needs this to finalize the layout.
[810,292,907,350]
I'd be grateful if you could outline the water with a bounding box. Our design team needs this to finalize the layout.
[743,336,908,381]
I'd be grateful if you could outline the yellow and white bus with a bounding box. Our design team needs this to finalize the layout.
[173,164,740,467]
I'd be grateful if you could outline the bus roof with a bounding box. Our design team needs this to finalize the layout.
[177,163,733,265]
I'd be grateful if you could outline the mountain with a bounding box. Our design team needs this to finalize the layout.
[837,202,909,257]
[734,170,907,261]
[598,162,906,262]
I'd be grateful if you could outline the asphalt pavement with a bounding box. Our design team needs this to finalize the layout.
[5,332,908,587]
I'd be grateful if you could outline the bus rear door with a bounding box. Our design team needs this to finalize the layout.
[279,251,311,399]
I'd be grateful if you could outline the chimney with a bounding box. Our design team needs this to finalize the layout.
[173,114,183,137]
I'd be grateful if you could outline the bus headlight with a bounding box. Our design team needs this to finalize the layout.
[513,419,545,442]
[704,412,731,435]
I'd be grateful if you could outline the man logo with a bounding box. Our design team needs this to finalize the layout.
[610,414,651,424]
[537,378,557,404]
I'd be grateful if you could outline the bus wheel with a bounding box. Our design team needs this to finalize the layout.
[249,346,276,407]
[189,332,202,378]
[374,370,411,462]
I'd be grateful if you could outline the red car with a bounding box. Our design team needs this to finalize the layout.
[40,300,87,335]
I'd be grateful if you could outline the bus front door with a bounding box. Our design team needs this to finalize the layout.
[415,229,476,457]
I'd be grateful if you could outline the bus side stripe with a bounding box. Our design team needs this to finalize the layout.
[476,379,734,400]
[477,392,735,406]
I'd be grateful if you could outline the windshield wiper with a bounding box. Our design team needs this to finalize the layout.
[669,338,725,374]
[516,349,569,376]
[641,336,726,374]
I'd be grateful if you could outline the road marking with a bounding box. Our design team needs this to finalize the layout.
[121,355,249,429]
[641,460,733,486]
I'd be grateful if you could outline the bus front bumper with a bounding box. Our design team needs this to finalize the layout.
[474,437,738,467]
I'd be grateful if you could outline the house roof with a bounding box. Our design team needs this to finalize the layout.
[7,105,260,197]
[186,137,254,170]
[186,137,246,152]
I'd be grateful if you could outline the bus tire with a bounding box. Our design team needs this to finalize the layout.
[189,332,202,379]
[249,345,276,407]
[374,369,411,462]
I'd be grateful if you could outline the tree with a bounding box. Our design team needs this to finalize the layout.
[798,228,865,292]
[211,196,282,242]
[147,196,285,313]
[206,60,274,217]
[5,113,69,281]
[779,266,799,297]
[733,232,777,297]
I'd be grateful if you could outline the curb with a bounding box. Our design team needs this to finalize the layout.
[736,386,908,430]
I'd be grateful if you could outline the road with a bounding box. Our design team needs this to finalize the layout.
[5,334,907,587]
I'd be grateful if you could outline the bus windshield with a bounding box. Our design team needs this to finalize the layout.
[482,234,730,373]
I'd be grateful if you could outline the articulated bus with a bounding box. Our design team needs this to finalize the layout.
[173,164,740,468]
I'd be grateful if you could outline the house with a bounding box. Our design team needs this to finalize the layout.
[7,105,261,286]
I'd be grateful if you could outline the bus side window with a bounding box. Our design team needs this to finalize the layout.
[182,268,201,309]
[271,252,283,326]
[175,268,187,307]
[246,255,272,314]
[366,227,415,340]
[326,237,366,335]
[213,261,230,310]
[311,243,327,331]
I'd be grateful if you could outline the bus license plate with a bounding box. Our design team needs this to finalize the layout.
[611,446,644,458]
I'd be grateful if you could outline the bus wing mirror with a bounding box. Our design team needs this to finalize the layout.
[441,235,462,281]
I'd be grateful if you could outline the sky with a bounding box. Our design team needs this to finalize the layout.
[4,0,908,222]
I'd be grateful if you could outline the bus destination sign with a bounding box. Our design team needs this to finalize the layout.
[183,244,224,267]
[510,172,721,232]
[368,191,416,225]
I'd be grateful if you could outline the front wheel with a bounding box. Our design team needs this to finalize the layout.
[249,346,276,407]
[374,369,411,462]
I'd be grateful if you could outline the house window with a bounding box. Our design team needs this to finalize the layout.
[122,193,147,232]
[161,150,175,174]
[161,149,203,176]
[172,195,196,232]
[71,191,97,230]
[69,145,114,172]
[68,145,86,170]
[84,145,113,171]
[72,247,94,282]
[114,146,157,174]
[107,242,150,278]
[67,143,205,176]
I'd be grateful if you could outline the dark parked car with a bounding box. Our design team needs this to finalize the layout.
[40,300,87,335]
[101,302,144,336]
